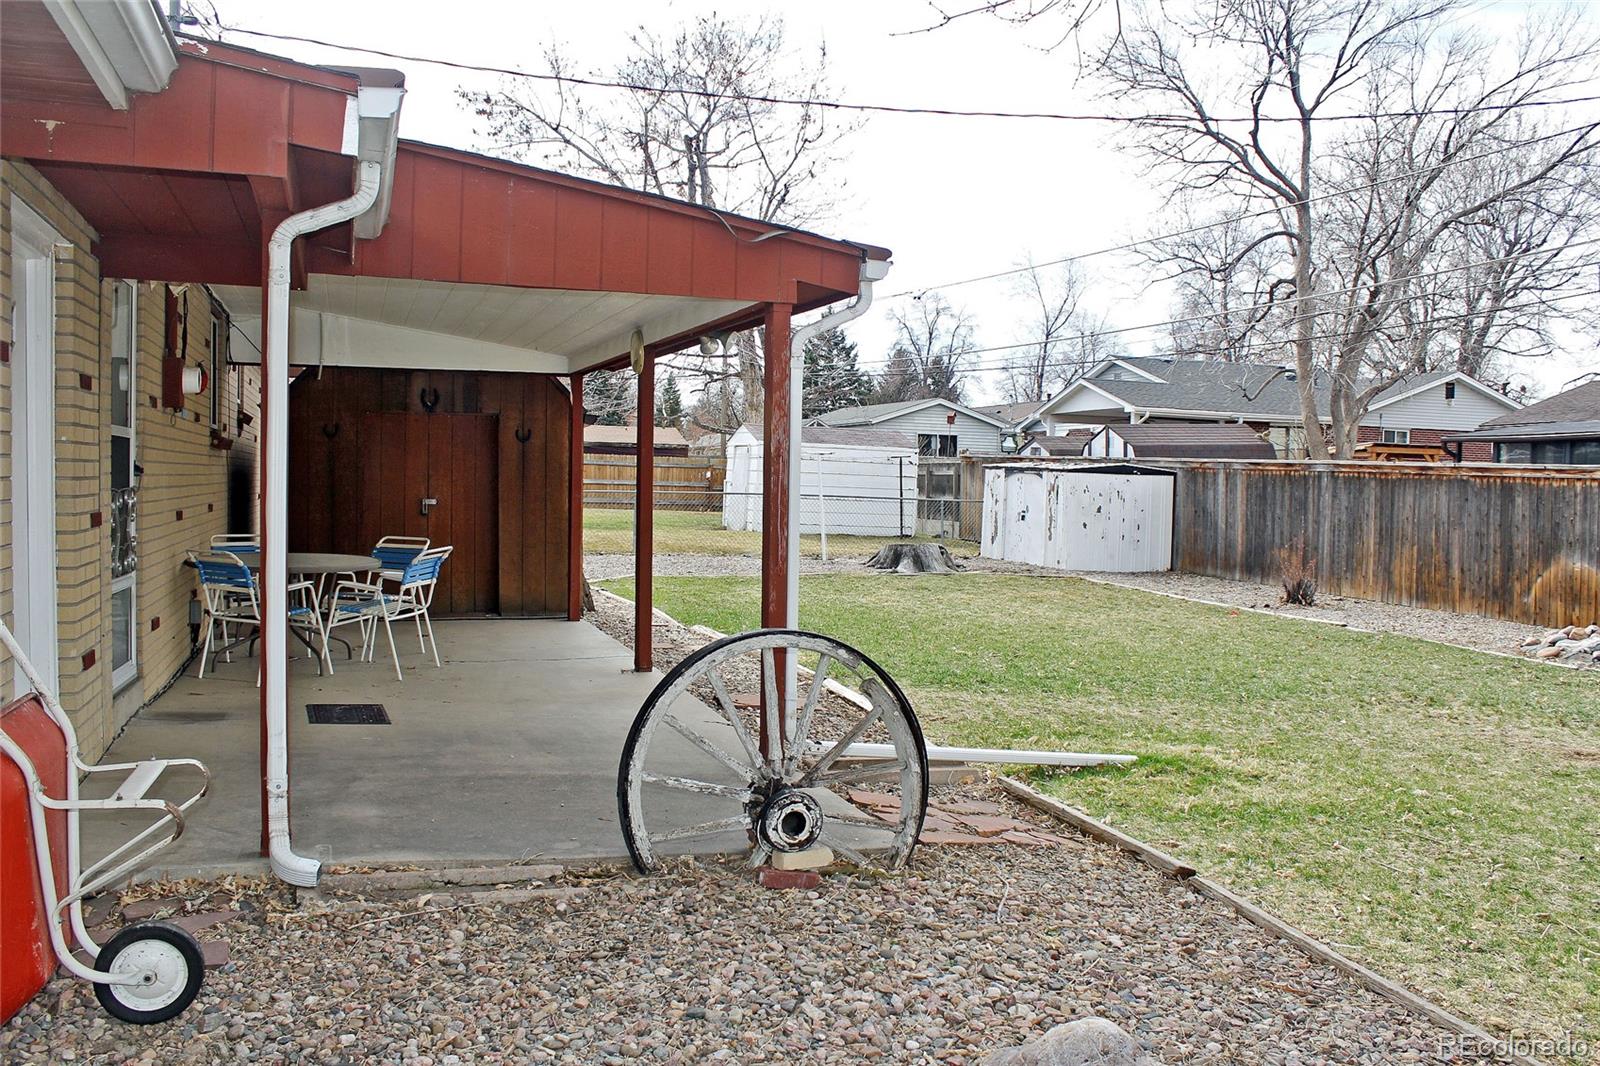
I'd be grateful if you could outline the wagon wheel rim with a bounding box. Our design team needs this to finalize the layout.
[617,629,929,874]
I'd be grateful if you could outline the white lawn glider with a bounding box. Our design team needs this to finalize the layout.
[0,619,211,1023]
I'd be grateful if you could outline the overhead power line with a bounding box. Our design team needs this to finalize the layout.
[209,25,1600,126]
[881,121,1600,300]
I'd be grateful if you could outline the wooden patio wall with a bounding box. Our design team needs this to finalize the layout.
[287,367,571,617]
[583,454,725,510]
[1170,461,1600,627]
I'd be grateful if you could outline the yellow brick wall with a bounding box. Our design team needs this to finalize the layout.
[1,159,259,757]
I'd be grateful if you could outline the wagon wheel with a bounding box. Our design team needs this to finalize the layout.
[618,629,929,874]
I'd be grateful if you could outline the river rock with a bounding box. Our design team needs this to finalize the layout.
[983,1018,1160,1066]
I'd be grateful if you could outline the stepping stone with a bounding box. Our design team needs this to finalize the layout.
[919,830,993,845]
[201,940,230,969]
[121,896,183,921]
[847,789,902,809]
[955,815,1031,837]
[171,909,242,935]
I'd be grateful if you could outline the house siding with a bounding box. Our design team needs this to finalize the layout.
[1363,381,1514,432]
[1,159,258,758]
[875,407,1004,455]
[1356,425,1492,462]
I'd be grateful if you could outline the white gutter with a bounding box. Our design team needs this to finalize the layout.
[786,258,891,629]
[43,0,179,109]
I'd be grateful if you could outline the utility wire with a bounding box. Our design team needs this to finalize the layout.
[845,240,1600,373]
[881,121,1600,300]
[206,24,1600,126]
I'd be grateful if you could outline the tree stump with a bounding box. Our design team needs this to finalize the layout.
[865,543,965,574]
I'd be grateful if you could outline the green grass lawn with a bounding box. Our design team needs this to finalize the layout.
[583,506,978,559]
[601,572,1600,1045]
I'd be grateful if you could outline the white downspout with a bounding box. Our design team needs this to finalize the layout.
[262,160,381,886]
[786,258,891,630]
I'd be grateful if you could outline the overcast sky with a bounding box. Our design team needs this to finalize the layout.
[206,0,1596,402]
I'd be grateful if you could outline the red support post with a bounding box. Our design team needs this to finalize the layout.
[761,303,793,630]
[760,303,793,761]
[634,356,655,671]
[568,373,585,622]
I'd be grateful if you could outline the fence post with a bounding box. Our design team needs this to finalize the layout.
[815,451,829,563]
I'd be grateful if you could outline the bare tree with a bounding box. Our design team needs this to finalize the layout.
[1102,0,1599,456]
[460,14,858,423]
[1001,258,1119,402]
[1148,204,1294,360]
[874,296,978,403]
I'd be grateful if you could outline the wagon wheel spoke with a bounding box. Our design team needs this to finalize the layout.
[760,647,781,770]
[641,773,755,802]
[818,832,875,868]
[804,759,907,788]
[662,714,757,781]
[799,699,887,786]
[705,667,763,773]
[652,815,753,843]
[823,811,899,832]
[782,653,833,778]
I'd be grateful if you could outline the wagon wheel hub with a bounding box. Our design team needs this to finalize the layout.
[756,788,824,853]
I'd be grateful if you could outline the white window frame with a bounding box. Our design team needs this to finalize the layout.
[110,280,139,691]
[10,200,63,699]
[1381,428,1411,444]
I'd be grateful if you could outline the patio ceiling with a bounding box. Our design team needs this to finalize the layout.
[215,274,750,375]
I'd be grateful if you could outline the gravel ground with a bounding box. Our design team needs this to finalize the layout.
[3,806,1492,1066]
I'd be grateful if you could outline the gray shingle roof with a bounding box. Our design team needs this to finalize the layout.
[976,401,1045,427]
[813,398,1006,427]
[1478,380,1600,428]
[741,423,915,449]
[1099,422,1277,459]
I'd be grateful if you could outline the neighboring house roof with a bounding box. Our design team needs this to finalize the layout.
[1095,422,1277,459]
[1476,380,1600,428]
[813,397,1010,429]
[739,423,916,449]
[1040,358,1519,423]
[976,401,1045,427]
[1022,429,1096,455]
[584,425,688,447]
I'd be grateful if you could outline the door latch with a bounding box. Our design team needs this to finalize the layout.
[420,496,438,516]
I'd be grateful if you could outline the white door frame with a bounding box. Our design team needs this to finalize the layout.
[10,199,63,698]
[110,280,138,691]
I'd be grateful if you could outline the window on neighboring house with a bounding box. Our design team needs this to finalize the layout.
[1571,439,1600,465]
[1444,380,1457,402]
[1496,441,1533,464]
[1381,428,1410,444]
[1532,441,1570,464]
[917,433,958,457]
[110,281,138,691]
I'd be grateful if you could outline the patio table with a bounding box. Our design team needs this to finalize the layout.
[186,551,382,662]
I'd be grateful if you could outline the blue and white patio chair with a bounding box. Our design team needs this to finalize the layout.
[370,535,430,582]
[190,550,332,683]
[323,545,453,682]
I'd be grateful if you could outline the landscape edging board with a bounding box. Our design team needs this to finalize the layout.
[997,776,1537,1066]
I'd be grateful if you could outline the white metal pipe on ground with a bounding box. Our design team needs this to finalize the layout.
[834,741,1136,768]
[262,160,382,888]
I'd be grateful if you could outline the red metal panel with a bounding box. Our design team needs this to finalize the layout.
[507,179,557,288]
[131,60,216,172]
[98,234,261,286]
[779,242,825,294]
[1,696,70,1024]
[735,237,783,302]
[409,154,464,281]
[691,222,738,300]
[599,199,649,294]
[288,83,349,153]
[358,150,416,277]
[552,186,603,290]
[212,64,291,179]
[459,169,512,286]
[568,374,584,622]
[819,249,860,295]
[643,210,695,296]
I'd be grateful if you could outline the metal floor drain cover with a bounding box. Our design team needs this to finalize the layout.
[306,703,390,725]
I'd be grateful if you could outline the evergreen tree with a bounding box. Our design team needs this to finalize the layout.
[802,327,872,418]
[656,373,685,427]
[583,370,636,426]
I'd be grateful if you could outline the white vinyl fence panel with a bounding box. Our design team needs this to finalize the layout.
[982,464,1174,572]
[722,428,916,536]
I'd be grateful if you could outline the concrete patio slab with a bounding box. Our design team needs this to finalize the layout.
[82,619,675,876]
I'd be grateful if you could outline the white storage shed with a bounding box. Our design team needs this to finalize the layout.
[723,424,917,536]
[981,463,1175,572]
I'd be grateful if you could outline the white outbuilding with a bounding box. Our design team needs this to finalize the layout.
[981,462,1176,572]
[723,424,917,536]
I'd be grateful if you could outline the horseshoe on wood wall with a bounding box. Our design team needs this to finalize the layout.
[419,387,441,412]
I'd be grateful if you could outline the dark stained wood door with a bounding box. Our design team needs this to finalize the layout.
[356,412,499,615]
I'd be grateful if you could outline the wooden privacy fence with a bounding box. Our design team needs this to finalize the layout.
[1169,461,1600,628]
[584,454,725,510]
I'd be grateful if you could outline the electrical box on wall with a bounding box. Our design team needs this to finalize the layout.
[160,285,186,411]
